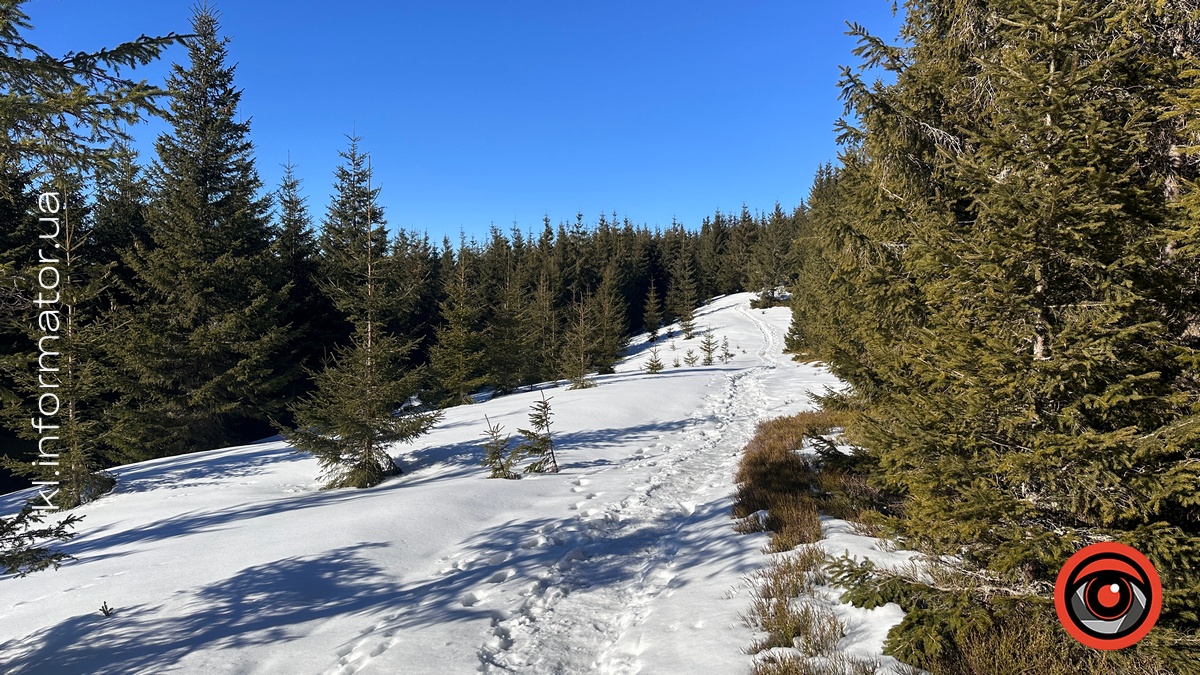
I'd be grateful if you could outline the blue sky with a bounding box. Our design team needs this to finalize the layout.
[26,1,904,241]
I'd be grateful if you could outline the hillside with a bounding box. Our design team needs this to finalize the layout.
[1,294,901,674]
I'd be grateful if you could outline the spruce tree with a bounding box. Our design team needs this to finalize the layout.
[642,278,662,341]
[748,203,797,303]
[387,228,442,363]
[284,139,440,489]
[790,1,1200,666]
[590,265,628,375]
[669,254,698,339]
[90,145,149,311]
[484,279,525,395]
[561,294,596,389]
[0,503,81,577]
[430,247,487,405]
[0,161,38,405]
[271,162,331,413]
[519,275,560,387]
[644,347,664,374]
[104,7,289,461]
[699,333,718,366]
[481,415,519,479]
[519,393,558,474]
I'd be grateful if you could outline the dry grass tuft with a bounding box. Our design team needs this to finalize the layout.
[751,648,881,675]
[743,546,843,656]
[732,410,855,552]
[735,410,906,674]
[766,494,822,552]
[752,544,827,600]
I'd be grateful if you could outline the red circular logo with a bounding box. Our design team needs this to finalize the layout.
[1054,542,1162,650]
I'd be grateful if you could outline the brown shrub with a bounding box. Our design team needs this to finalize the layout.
[766,494,822,552]
[732,410,853,550]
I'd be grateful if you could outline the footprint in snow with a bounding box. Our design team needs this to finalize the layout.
[461,590,488,607]
[487,569,514,584]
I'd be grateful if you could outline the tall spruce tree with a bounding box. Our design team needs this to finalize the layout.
[104,7,288,462]
[430,245,487,405]
[669,253,697,340]
[520,275,561,386]
[485,278,526,395]
[590,264,628,374]
[642,278,662,341]
[0,161,38,406]
[284,139,440,489]
[561,293,596,389]
[271,162,333,415]
[90,145,149,311]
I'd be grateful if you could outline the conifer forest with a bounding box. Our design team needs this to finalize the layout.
[1,1,1198,673]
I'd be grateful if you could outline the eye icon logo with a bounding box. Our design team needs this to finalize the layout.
[1055,542,1162,650]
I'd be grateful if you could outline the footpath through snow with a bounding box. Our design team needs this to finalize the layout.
[0,293,903,674]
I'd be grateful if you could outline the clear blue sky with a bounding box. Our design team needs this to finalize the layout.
[26,0,903,241]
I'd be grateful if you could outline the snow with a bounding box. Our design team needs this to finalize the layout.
[0,293,912,674]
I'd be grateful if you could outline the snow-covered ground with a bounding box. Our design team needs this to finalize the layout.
[0,293,906,674]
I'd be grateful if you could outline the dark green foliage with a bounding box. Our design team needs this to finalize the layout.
[481,395,559,478]
[90,146,149,309]
[748,202,801,306]
[642,279,662,341]
[0,162,39,407]
[0,0,184,174]
[0,503,81,577]
[284,136,440,490]
[683,349,698,367]
[0,174,114,508]
[286,330,439,489]
[105,7,288,462]
[561,295,596,389]
[484,279,525,396]
[481,415,519,479]
[271,162,334,414]
[430,248,487,405]
[520,275,562,387]
[519,392,558,474]
[828,556,1181,674]
[788,0,1200,664]
[590,265,628,375]
[668,252,698,340]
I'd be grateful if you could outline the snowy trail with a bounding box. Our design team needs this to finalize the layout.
[0,294,849,675]
[328,302,794,675]
[480,350,773,673]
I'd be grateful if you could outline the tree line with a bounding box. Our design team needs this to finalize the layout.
[0,6,802,503]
